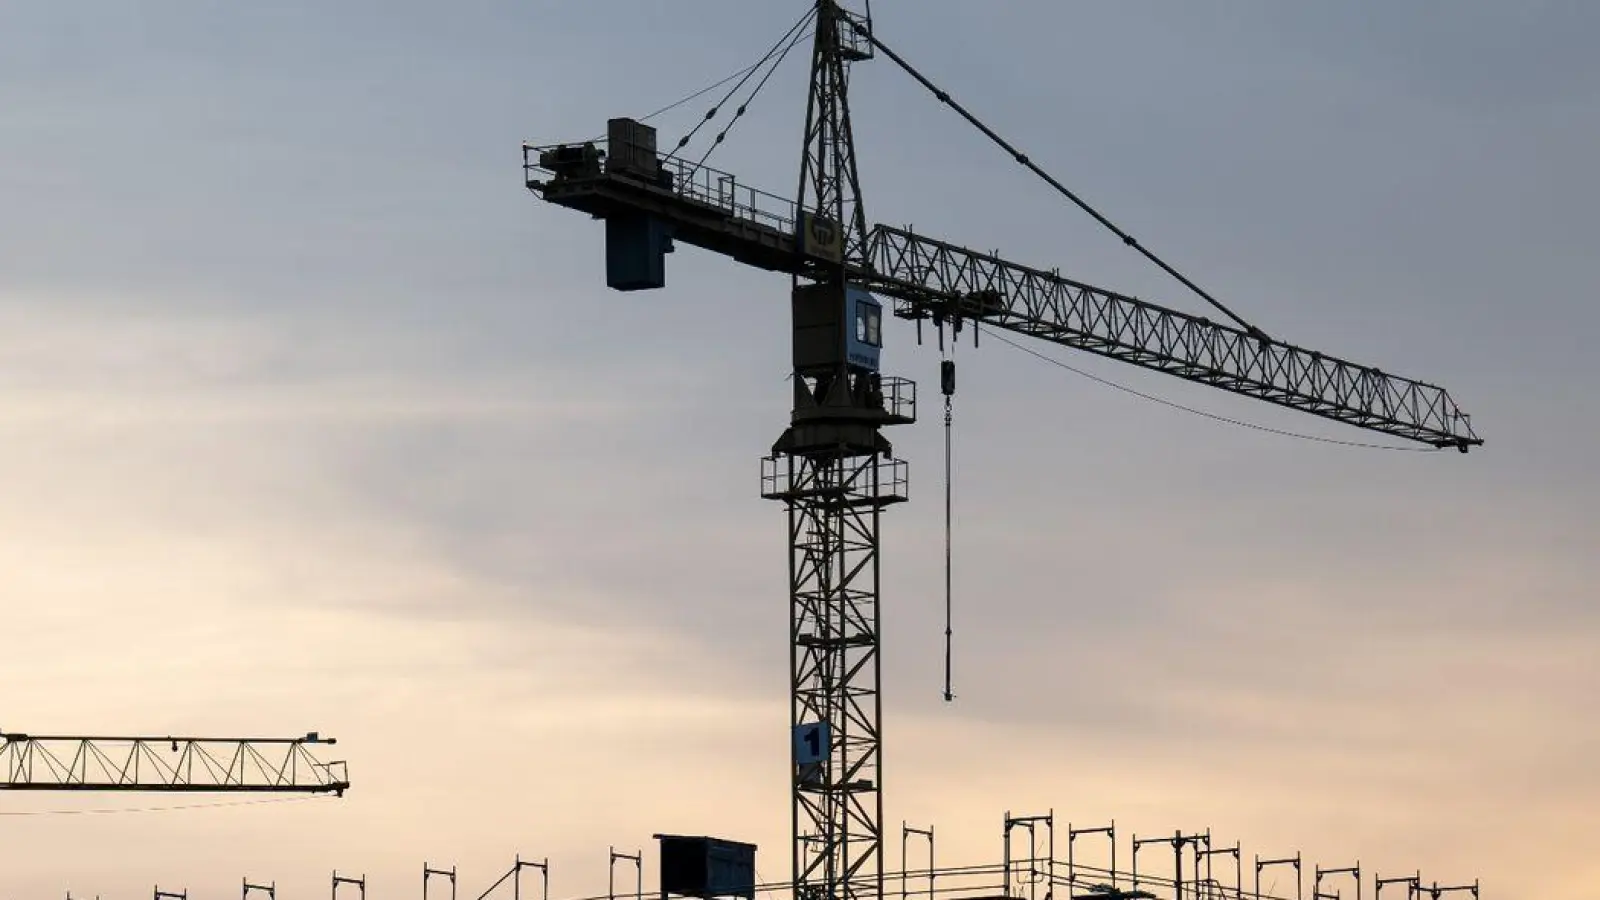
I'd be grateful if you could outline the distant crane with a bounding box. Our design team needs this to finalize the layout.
[0,731,349,795]
[521,4,1481,900]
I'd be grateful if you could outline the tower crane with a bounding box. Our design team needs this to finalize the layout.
[0,731,349,795]
[521,5,1481,900]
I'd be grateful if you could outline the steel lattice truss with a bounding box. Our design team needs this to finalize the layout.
[797,3,874,272]
[0,732,350,794]
[866,226,1480,450]
[764,450,906,900]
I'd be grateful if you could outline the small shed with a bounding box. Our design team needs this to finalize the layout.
[652,834,758,900]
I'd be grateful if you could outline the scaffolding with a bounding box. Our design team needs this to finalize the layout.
[48,807,1477,900]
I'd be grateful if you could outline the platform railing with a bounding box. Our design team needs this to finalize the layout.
[523,140,799,238]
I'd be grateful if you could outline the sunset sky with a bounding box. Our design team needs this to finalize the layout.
[3,1,1597,897]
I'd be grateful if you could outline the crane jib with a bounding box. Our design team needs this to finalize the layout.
[863,225,1480,451]
[0,732,350,794]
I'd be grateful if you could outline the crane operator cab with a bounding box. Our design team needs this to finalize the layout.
[785,281,904,443]
[793,283,883,378]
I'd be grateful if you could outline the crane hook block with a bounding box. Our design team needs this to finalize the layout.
[940,359,956,397]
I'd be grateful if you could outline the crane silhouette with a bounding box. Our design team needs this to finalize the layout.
[522,5,1481,900]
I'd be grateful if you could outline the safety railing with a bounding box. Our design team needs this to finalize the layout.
[523,140,799,239]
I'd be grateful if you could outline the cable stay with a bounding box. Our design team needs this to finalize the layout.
[587,64,770,143]
[847,19,1271,342]
[571,34,817,147]
[693,17,814,171]
[584,53,790,144]
[661,8,818,169]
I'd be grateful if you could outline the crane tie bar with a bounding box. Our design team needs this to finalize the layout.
[853,20,1271,343]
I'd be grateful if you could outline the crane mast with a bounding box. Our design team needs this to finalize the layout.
[772,6,897,900]
[520,3,1481,900]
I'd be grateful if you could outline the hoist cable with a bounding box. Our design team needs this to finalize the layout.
[851,23,1271,342]
[940,357,957,703]
[942,391,955,703]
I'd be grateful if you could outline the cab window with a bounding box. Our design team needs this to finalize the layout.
[856,303,882,347]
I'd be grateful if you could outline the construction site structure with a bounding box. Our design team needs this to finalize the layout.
[4,728,348,898]
[56,819,1483,900]
[522,4,1481,900]
[0,730,349,794]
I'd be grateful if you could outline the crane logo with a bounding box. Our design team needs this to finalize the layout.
[801,212,843,262]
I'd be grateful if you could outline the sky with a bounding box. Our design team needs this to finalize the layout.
[2,0,1597,897]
